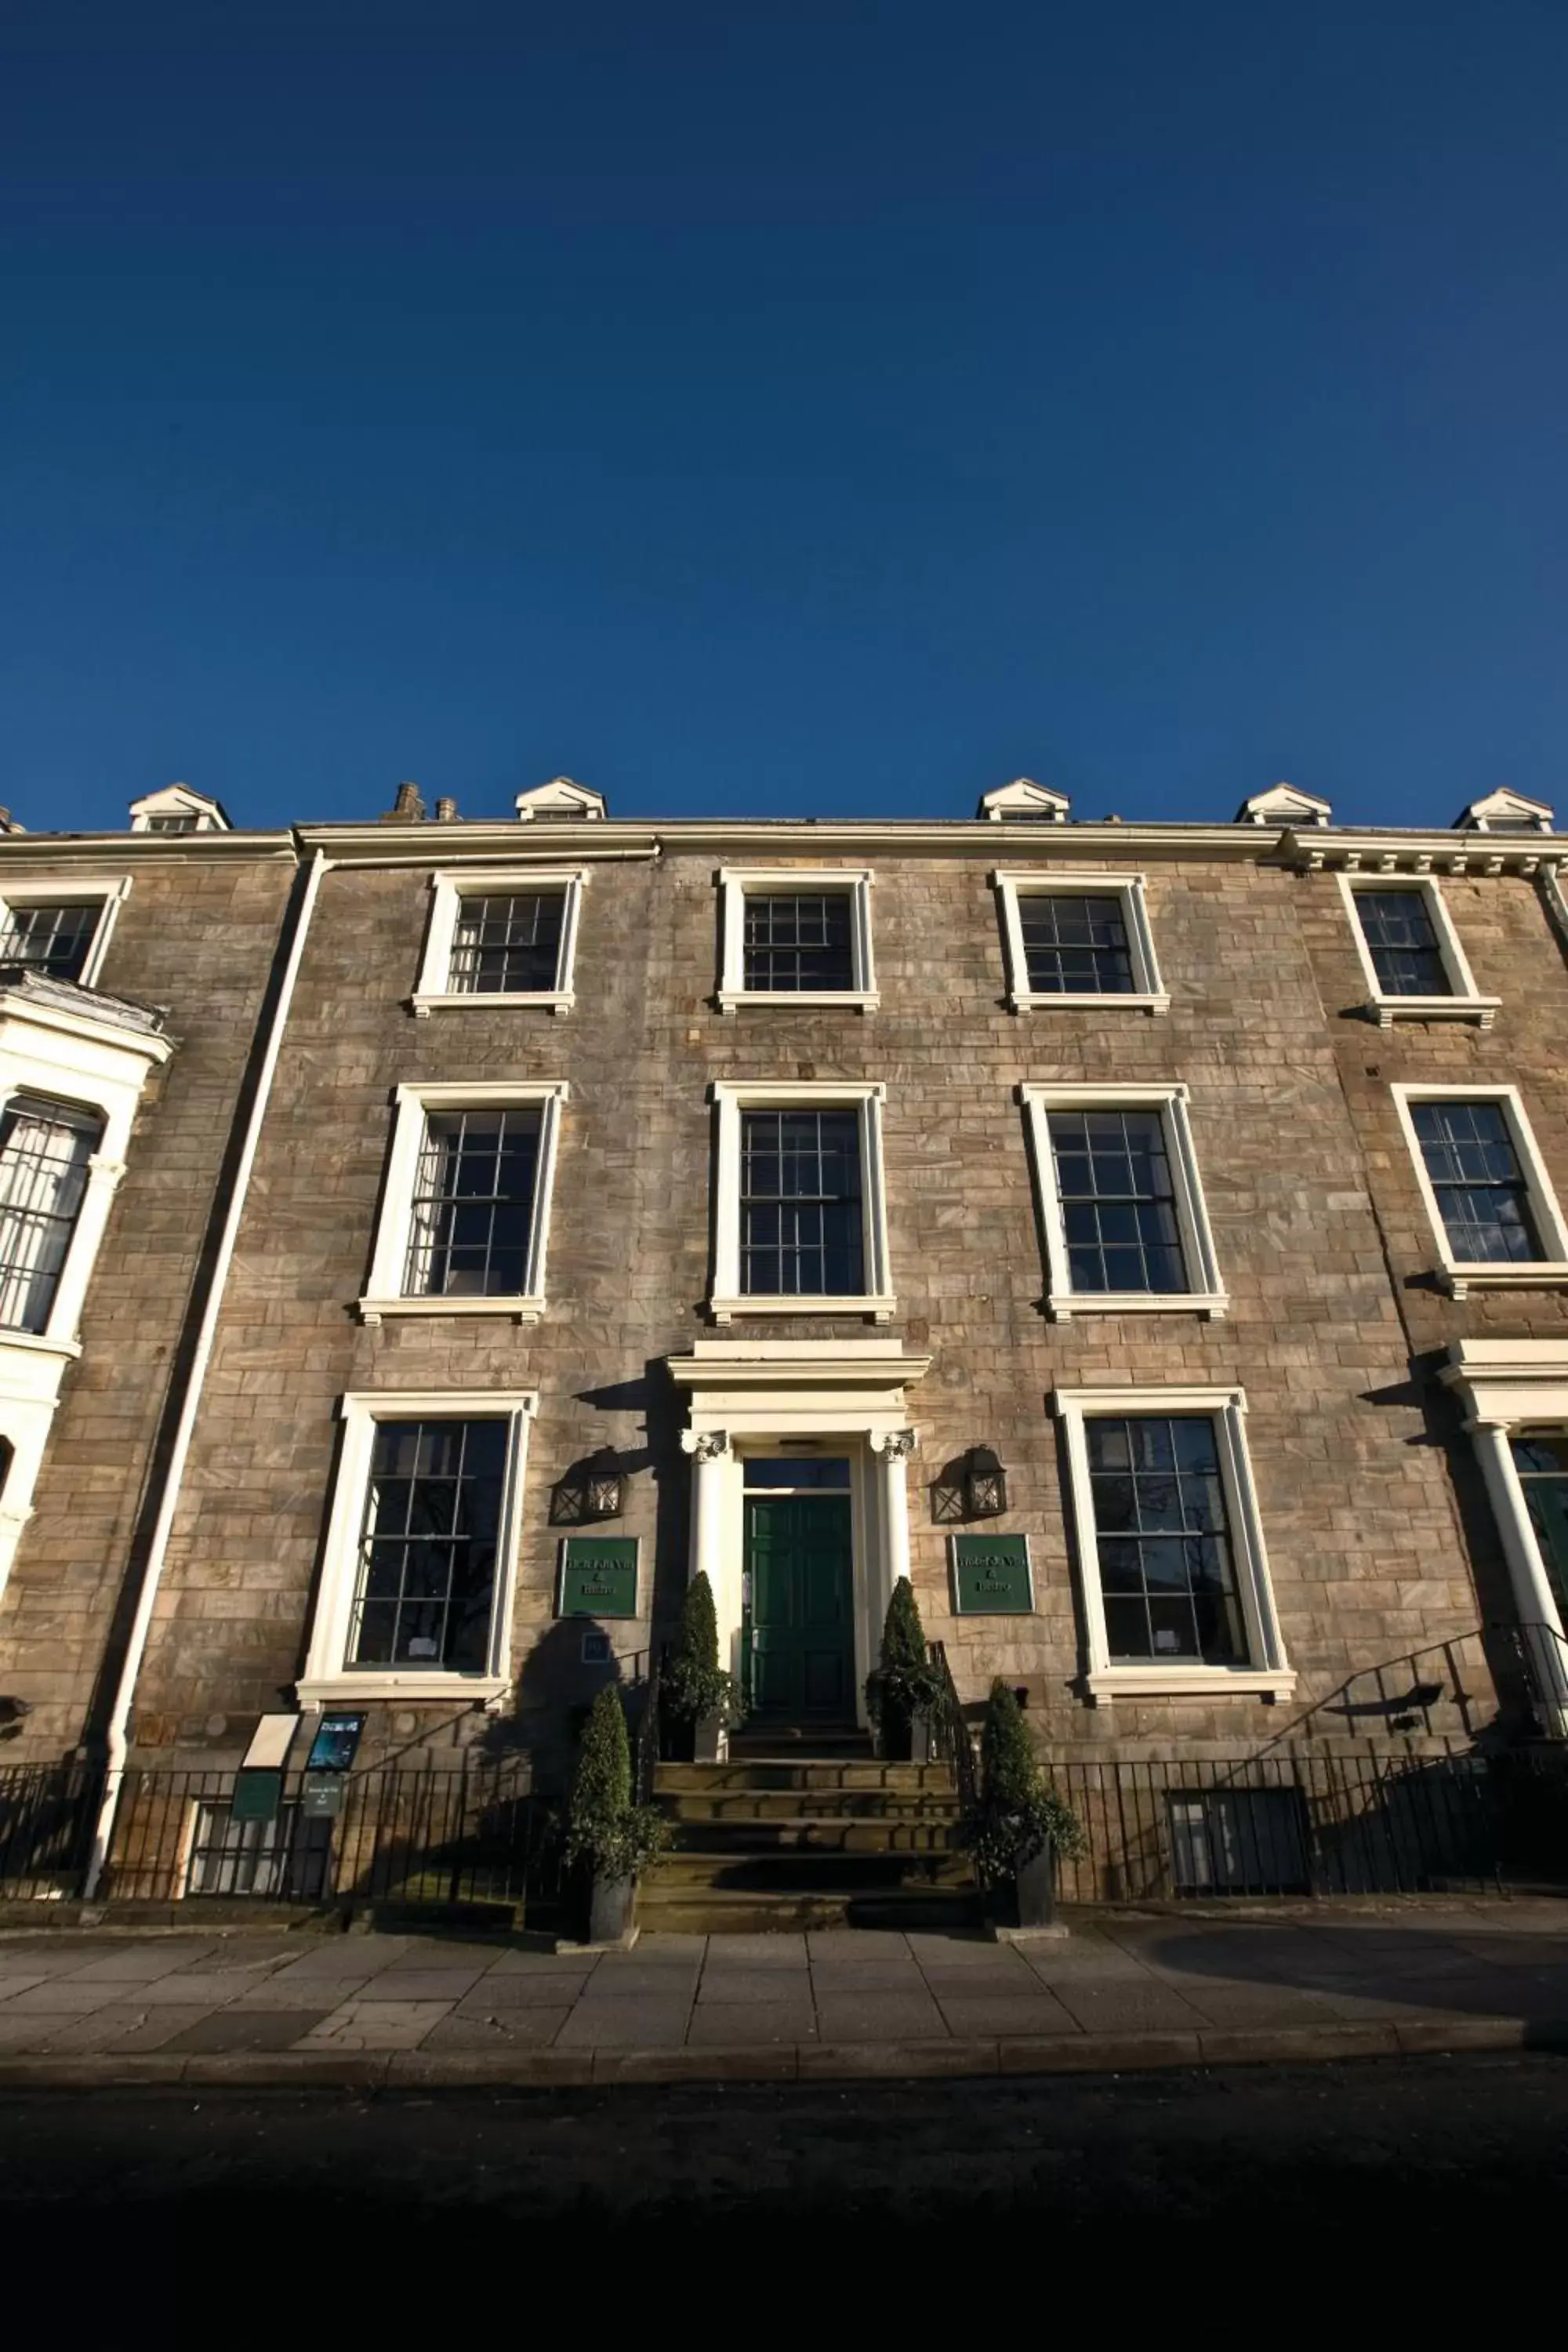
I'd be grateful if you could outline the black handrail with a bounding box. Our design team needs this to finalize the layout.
[636,1646,665,1809]
[928,1639,978,1817]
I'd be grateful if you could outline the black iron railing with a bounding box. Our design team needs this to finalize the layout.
[1044,1748,1525,1901]
[928,1641,978,1817]
[0,1762,100,1898]
[1493,1618,1568,1738]
[100,1760,562,1915]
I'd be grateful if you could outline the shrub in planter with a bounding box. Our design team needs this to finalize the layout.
[865,1577,946,1762]
[564,1684,668,1940]
[662,1572,744,1759]
[964,1678,1087,1925]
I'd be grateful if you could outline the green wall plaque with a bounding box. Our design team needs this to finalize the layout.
[557,1536,641,1620]
[950,1533,1034,1616]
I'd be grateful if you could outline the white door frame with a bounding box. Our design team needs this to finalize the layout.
[671,1341,930,1728]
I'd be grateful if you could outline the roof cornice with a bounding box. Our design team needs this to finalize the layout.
[1282,827,1561,877]
[294,818,1297,866]
[0,831,296,869]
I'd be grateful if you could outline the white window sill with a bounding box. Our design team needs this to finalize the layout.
[0,1327,82,1362]
[358,1295,546,1325]
[1086,1667,1297,1703]
[298,1673,511,1706]
[717,989,880,1014]
[412,992,572,1018]
[1009,990,1170,1016]
[1368,993,1500,1030]
[710,1294,896,1325]
[1439,1262,1568,1300]
[1048,1291,1229,1322]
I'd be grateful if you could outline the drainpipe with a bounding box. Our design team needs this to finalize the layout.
[84,847,328,1896]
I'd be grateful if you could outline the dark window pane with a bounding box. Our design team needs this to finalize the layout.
[742,893,855,992]
[1355,891,1451,996]
[348,1418,507,1671]
[1018,895,1134,993]
[1047,1108,1189,1294]
[447,892,565,994]
[739,1109,864,1295]
[0,1094,103,1333]
[1090,1417,1245,1665]
[404,1105,542,1296]
[1410,1100,1544,1262]
[0,902,100,982]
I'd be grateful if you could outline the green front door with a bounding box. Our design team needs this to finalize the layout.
[746,1493,855,1724]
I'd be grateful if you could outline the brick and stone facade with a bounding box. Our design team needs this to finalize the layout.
[2,779,1566,1842]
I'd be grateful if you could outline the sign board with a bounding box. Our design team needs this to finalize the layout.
[231,1769,284,1823]
[301,1773,345,1818]
[306,1713,366,1773]
[557,1536,640,1620]
[949,1533,1034,1616]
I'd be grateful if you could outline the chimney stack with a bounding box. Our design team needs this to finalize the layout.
[435,797,458,823]
[379,781,426,824]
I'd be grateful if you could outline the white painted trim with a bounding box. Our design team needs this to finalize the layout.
[715,867,878,1012]
[708,1080,893,1322]
[1336,873,1499,1028]
[993,870,1169,1014]
[297,1388,538,1704]
[411,867,588,1017]
[1389,1083,1568,1297]
[1019,1082,1228,1319]
[358,1081,568,1323]
[1051,1384,1294,1704]
[0,876,131,991]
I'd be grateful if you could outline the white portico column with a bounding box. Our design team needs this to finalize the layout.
[869,1428,918,1637]
[1467,1414,1568,1737]
[679,1428,738,1672]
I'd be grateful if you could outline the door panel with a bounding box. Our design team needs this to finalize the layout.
[747,1494,854,1723]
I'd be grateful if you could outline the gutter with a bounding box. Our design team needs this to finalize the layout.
[83,848,328,1897]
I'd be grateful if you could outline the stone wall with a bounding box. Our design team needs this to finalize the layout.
[102,837,1509,1775]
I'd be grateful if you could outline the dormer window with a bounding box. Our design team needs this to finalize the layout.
[514,777,607,822]
[1456,789,1554,834]
[129,784,230,834]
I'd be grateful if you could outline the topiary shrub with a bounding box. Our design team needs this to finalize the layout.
[865,1577,946,1755]
[963,1677,1087,1888]
[662,1572,744,1728]
[564,1685,668,1882]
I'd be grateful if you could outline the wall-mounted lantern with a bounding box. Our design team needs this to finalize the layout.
[551,1446,626,1526]
[964,1446,1008,1520]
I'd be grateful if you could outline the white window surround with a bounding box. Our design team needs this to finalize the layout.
[1439,1339,1568,1737]
[1051,1385,1294,1704]
[358,1081,568,1324]
[715,868,878,1013]
[709,1080,894,1324]
[1389,1083,1568,1298]
[1020,1083,1229,1319]
[993,871,1169,1014]
[1337,873,1499,1029]
[0,978,172,1606]
[0,877,130,992]
[297,1388,538,1705]
[410,868,588,1017]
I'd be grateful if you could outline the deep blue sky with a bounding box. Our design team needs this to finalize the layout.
[3,2,1566,833]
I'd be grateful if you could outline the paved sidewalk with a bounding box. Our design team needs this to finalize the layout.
[2,1901,1567,2085]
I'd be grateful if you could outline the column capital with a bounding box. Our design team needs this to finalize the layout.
[870,1428,917,1461]
[680,1428,730,1461]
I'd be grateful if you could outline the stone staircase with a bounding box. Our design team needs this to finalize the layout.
[642,1746,981,1933]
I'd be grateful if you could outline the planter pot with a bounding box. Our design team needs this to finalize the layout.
[588,1871,636,1946]
[1014,1838,1057,1929]
[693,1710,728,1764]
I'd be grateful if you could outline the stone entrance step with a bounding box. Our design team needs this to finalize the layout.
[636,1883,982,1934]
